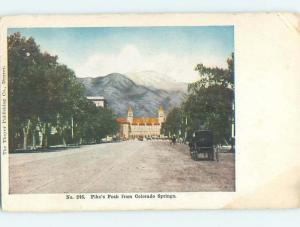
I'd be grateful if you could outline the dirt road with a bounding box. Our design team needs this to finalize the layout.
[9,140,235,193]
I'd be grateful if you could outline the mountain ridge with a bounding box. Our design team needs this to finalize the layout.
[125,70,187,92]
[77,72,187,117]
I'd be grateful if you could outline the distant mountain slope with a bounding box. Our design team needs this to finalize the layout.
[77,73,187,117]
[125,71,187,92]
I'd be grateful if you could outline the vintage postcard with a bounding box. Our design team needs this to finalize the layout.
[1,13,300,211]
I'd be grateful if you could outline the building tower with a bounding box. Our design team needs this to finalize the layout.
[127,106,133,124]
[158,105,165,124]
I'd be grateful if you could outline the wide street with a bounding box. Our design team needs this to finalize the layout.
[9,140,235,193]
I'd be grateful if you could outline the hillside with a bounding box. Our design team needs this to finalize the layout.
[77,73,187,117]
[125,70,187,92]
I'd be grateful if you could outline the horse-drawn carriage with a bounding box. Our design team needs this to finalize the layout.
[188,130,215,161]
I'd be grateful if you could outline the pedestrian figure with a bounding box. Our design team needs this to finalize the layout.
[178,137,183,144]
[170,136,176,146]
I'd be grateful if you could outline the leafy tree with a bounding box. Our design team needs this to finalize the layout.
[8,33,47,149]
[77,101,118,143]
[163,53,234,146]
[8,33,118,151]
[161,107,183,137]
[184,53,234,145]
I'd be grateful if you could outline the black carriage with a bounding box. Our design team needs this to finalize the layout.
[188,130,214,161]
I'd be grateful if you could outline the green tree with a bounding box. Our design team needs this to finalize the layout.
[163,53,234,145]
[8,33,48,150]
[184,53,234,145]
[161,107,183,138]
[8,32,122,151]
[78,101,118,144]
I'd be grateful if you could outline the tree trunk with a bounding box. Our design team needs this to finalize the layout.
[22,119,31,150]
[42,134,48,148]
[58,127,66,146]
[23,128,28,150]
[39,132,43,147]
[32,133,36,149]
[62,136,66,146]
[42,123,49,148]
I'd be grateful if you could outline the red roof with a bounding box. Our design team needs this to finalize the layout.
[133,117,159,125]
[116,117,128,123]
[116,117,159,125]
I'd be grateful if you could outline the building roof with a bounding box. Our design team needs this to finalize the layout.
[116,117,160,125]
[116,117,128,124]
[133,117,159,125]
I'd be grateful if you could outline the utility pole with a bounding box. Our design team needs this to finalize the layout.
[71,116,74,140]
[185,116,188,141]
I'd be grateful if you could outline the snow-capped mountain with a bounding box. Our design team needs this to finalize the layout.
[77,73,187,117]
[125,71,187,92]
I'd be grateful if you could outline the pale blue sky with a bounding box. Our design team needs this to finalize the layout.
[8,26,234,82]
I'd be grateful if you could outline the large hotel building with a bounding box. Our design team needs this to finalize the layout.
[116,106,165,139]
